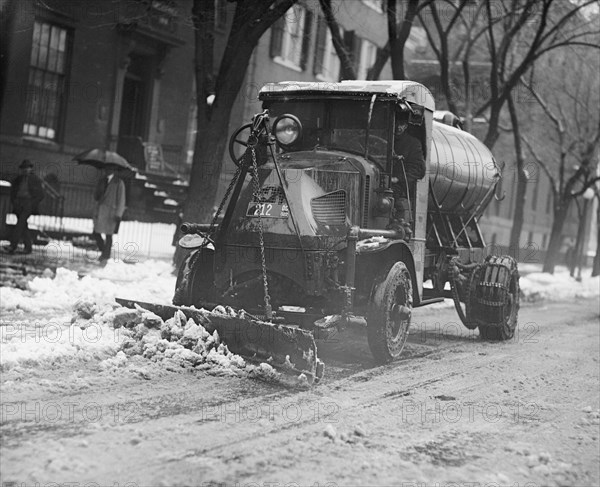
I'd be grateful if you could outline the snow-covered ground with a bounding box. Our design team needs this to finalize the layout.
[519,264,600,301]
[1,260,175,370]
[1,260,598,372]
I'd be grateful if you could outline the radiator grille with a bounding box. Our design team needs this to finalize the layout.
[311,190,347,225]
[253,185,286,204]
[363,175,370,227]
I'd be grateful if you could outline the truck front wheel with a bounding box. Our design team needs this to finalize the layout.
[367,262,413,364]
[173,247,215,306]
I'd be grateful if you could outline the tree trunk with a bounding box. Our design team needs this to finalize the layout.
[593,201,600,277]
[510,170,528,252]
[592,223,600,277]
[388,0,419,80]
[390,40,405,79]
[320,0,356,80]
[543,203,570,274]
[572,199,590,279]
[483,103,501,149]
[182,41,255,225]
[0,0,16,115]
[508,96,527,253]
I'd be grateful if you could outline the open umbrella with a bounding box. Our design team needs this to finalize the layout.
[73,148,136,171]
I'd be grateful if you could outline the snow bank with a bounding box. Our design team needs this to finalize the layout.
[520,269,600,302]
[1,318,124,370]
[1,260,175,314]
[1,261,175,370]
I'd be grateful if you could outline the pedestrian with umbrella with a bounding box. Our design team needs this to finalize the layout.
[73,149,133,264]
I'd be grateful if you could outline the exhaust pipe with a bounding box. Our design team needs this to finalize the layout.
[180,222,213,234]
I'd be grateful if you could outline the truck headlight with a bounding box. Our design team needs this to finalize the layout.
[273,114,302,147]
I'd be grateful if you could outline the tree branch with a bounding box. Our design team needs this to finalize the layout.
[522,135,558,197]
[319,0,356,79]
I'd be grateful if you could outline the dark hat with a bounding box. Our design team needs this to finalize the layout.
[19,159,33,168]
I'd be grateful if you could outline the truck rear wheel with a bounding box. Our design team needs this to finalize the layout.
[367,262,413,363]
[473,255,520,341]
[173,247,215,306]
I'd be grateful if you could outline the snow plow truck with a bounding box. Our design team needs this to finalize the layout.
[119,81,520,385]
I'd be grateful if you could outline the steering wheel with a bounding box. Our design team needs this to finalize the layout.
[228,123,253,167]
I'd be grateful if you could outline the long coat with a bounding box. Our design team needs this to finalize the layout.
[93,176,126,235]
[10,173,45,214]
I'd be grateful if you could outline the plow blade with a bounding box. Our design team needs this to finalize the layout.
[115,298,324,385]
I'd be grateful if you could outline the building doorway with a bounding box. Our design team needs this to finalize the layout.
[117,53,153,165]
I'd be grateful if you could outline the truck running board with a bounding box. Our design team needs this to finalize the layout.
[115,298,324,385]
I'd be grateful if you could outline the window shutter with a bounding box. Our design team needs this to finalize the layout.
[313,16,327,75]
[300,8,313,71]
[270,17,284,58]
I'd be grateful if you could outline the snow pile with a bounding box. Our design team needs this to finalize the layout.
[1,260,175,314]
[0,261,175,370]
[0,316,125,370]
[98,305,285,382]
[520,269,600,302]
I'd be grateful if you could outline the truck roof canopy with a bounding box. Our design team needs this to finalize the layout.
[259,80,435,112]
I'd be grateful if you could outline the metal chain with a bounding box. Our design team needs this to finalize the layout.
[250,146,272,320]
[208,163,244,236]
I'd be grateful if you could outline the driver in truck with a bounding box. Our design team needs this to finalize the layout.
[391,112,426,227]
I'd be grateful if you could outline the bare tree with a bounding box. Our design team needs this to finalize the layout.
[520,50,600,274]
[376,0,426,80]
[420,0,599,258]
[318,0,356,79]
[182,0,297,233]
[419,0,599,148]
[417,0,471,113]
[320,0,431,81]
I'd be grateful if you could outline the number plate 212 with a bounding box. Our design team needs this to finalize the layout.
[246,202,289,218]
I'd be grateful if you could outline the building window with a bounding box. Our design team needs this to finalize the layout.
[357,38,378,80]
[23,21,70,141]
[542,233,547,249]
[313,16,340,81]
[270,5,313,71]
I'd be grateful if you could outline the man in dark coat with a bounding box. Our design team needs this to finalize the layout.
[391,117,426,224]
[7,159,45,254]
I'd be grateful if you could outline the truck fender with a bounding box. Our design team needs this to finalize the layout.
[178,233,215,250]
[355,240,420,306]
